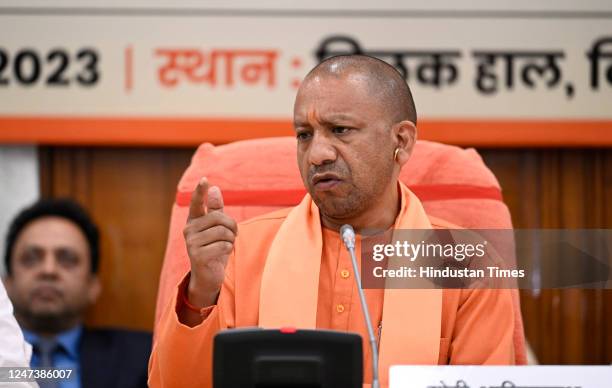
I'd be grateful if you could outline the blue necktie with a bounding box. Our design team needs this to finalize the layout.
[33,338,60,388]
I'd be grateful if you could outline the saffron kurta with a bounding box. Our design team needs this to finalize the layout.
[149,184,515,388]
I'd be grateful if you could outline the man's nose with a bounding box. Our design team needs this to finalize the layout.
[308,131,337,166]
[39,253,59,276]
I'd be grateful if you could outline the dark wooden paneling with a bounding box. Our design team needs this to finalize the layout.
[39,147,194,331]
[39,146,612,364]
[479,149,612,364]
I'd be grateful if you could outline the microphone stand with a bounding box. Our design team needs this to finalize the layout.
[341,224,380,388]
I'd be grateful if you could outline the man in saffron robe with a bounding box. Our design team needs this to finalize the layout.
[148,55,516,388]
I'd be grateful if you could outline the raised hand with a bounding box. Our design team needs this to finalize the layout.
[183,177,237,308]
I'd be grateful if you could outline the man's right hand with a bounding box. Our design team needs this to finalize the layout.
[183,177,237,309]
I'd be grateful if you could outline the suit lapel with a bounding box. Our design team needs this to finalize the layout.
[80,329,118,388]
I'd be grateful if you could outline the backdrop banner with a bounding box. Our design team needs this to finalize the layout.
[0,1,611,146]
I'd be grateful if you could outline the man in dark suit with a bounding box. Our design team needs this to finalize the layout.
[3,198,151,388]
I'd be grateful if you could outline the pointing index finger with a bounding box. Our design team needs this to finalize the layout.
[188,177,208,220]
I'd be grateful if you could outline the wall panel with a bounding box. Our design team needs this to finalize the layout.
[39,147,193,331]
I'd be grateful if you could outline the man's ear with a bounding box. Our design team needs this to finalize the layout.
[393,120,417,167]
[87,275,102,305]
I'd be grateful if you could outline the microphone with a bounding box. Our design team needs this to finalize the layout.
[340,224,380,388]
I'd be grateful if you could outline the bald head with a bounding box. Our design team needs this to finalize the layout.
[303,55,417,126]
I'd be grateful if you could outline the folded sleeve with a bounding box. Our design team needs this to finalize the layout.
[148,260,236,388]
[0,281,33,367]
